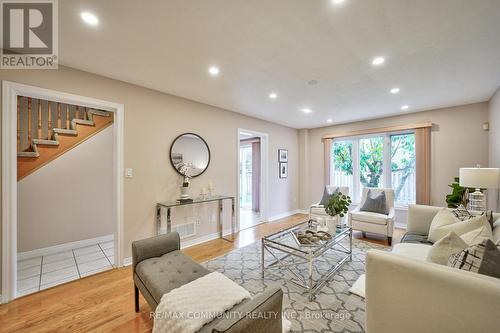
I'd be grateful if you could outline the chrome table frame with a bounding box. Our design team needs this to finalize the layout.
[155,195,235,242]
[261,220,352,301]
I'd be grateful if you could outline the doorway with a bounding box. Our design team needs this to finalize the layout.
[237,129,268,231]
[2,81,124,303]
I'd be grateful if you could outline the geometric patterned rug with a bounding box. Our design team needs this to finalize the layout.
[203,238,389,333]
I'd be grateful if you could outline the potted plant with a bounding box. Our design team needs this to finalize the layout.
[324,192,352,232]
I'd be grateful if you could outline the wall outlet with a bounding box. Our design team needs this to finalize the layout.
[125,168,133,178]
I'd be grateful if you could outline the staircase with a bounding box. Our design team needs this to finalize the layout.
[17,96,114,181]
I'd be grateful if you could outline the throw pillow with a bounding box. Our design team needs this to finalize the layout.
[426,232,468,265]
[451,205,473,221]
[319,186,339,206]
[483,210,495,229]
[428,208,489,243]
[360,190,388,215]
[447,239,500,279]
[460,225,493,246]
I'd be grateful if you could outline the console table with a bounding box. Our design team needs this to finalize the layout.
[156,195,236,242]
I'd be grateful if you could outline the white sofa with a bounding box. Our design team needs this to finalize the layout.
[349,188,395,245]
[309,186,349,220]
[365,204,500,333]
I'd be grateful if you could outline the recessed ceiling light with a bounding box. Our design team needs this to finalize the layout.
[327,119,333,123]
[372,57,385,66]
[269,92,278,99]
[301,108,313,114]
[390,87,400,94]
[80,12,99,26]
[332,0,346,4]
[208,66,220,76]
[401,105,409,110]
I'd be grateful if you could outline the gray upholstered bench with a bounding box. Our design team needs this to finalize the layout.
[132,232,284,333]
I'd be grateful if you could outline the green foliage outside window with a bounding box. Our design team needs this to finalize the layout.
[332,134,415,200]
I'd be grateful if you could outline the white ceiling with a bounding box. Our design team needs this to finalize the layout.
[59,0,500,129]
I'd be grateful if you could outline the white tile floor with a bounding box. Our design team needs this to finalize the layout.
[16,240,114,297]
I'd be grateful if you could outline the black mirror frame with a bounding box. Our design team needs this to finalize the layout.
[169,132,211,178]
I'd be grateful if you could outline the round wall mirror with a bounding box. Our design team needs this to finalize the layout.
[170,133,210,178]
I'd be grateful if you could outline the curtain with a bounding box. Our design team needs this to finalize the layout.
[251,140,261,212]
[415,127,431,205]
[323,138,332,186]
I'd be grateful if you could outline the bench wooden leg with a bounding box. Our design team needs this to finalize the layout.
[388,237,392,246]
[134,285,139,312]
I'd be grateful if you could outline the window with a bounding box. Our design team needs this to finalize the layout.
[331,132,416,206]
[391,134,416,205]
[332,140,354,197]
[359,136,384,192]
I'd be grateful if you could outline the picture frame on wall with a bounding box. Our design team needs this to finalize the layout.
[278,149,288,162]
[279,162,288,178]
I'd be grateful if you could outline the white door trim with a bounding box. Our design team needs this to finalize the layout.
[237,128,269,228]
[1,80,124,303]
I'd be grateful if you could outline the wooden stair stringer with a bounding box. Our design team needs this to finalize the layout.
[17,111,114,181]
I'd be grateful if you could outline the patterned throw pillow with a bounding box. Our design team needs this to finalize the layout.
[447,239,500,278]
[451,205,473,221]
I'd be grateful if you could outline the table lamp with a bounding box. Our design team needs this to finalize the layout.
[459,167,499,212]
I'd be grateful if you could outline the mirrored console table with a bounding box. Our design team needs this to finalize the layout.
[156,195,236,242]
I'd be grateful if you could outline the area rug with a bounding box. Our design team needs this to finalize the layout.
[203,238,389,333]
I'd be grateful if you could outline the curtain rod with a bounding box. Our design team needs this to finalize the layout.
[321,122,433,140]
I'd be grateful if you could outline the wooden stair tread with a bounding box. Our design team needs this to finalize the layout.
[32,139,59,146]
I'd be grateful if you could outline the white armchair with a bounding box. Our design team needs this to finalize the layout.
[349,188,395,245]
[310,186,350,221]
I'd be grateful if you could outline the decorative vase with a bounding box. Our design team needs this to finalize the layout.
[326,215,340,233]
[180,186,190,201]
[316,217,328,232]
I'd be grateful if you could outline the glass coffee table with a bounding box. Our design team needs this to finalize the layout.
[261,220,352,301]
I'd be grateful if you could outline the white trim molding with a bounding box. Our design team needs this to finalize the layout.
[1,81,124,303]
[180,232,221,249]
[122,257,133,267]
[268,209,307,222]
[237,128,270,230]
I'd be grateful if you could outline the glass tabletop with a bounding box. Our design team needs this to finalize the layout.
[263,220,351,254]
[157,195,234,208]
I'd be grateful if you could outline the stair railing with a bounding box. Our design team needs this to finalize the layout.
[17,96,100,153]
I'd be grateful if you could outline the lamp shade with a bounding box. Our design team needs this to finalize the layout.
[459,168,500,189]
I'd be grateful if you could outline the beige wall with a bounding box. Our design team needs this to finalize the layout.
[301,103,490,209]
[17,126,115,253]
[0,66,300,270]
[488,87,500,211]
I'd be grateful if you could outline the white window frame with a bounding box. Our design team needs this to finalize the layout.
[331,130,415,207]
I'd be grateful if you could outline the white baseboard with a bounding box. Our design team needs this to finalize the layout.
[122,232,224,266]
[18,234,114,261]
[181,232,221,249]
[268,209,307,222]
[122,256,132,266]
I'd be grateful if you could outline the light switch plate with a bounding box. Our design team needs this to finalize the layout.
[125,168,133,178]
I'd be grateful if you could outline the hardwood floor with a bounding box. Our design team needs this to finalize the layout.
[0,214,405,332]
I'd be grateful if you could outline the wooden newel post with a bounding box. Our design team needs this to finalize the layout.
[37,100,42,139]
[27,98,32,147]
[17,96,20,151]
[47,102,52,139]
